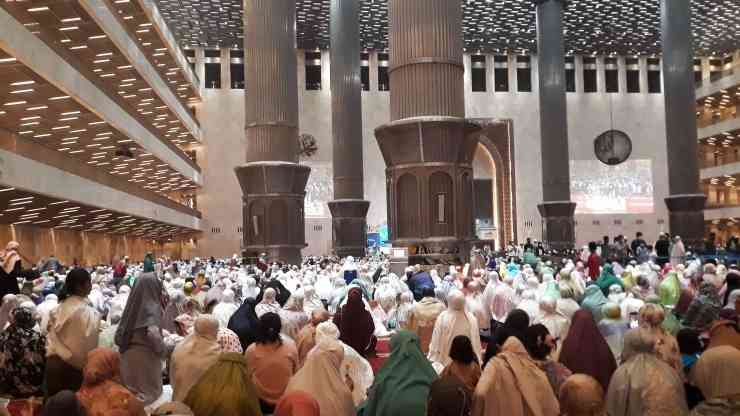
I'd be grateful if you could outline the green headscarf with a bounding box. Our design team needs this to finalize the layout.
[581,285,609,322]
[359,331,437,416]
[143,253,155,273]
[658,271,681,307]
[183,353,262,416]
[523,251,538,268]
[595,264,623,297]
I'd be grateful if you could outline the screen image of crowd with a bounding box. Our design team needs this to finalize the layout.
[0,232,738,416]
[571,160,655,215]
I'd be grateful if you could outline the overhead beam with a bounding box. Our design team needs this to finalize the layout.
[135,0,202,98]
[80,0,202,142]
[0,6,202,185]
[0,149,200,231]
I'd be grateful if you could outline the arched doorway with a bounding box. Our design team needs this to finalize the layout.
[473,144,499,249]
[469,119,517,249]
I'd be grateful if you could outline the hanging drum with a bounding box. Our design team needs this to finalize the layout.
[594,130,632,165]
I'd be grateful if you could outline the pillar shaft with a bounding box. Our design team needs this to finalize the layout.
[236,0,309,265]
[244,0,299,163]
[535,0,575,250]
[661,0,705,249]
[536,0,570,202]
[376,0,480,263]
[388,0,465,120]
[329,0,369,258]
[330,0,364,200]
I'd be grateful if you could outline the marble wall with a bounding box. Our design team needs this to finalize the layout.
[194,50,671,257]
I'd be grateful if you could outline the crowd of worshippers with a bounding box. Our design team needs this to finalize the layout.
[0,239,739,416]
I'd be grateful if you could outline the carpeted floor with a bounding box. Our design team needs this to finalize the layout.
[367,336,391,374]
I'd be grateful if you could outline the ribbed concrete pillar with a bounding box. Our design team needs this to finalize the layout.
[328,0,369,258]
[388,0,465,120]
[235,0,310,265]
[535,0,576,250]
[376,0,480,264]
[661,0,705,249]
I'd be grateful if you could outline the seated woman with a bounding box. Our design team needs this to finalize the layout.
[427,335,480,416]
[41,391,85,416]
[359,331,437,416]
[284,330,355,416]
[170,315,221,402]
[77,347,146,416]
[689,346,740,416]
[473,337,560,416]
[0,306,46,398]
[428,290,482,371]
[559,374,606,416]
[522,324,572,397]
[184,353,262,416]
[313,321,374,406]
[245,312,298,413]
[439,335,481,392]
[333,287,376,357]
[606,328,688,416]
[559,309,617,392]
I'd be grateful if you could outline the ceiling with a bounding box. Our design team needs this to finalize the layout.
[0,52,198,198]
[0,186,197,239]
[0,1,200,145]
[154,0,739,55]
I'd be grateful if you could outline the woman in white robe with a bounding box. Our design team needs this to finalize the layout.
[302,285,325,315]
[535,296,570,342]
[428,290,482,371]
[211,289,238,329]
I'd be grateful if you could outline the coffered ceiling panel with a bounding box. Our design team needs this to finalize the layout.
[154,0,739,55]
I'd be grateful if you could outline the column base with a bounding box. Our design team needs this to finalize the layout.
[235,162,311,266]
[537,201,576,251]
[665,194,706,251]
[328,199,370,258]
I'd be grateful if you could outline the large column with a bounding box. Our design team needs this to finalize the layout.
[534,0,576,250]
[375,0,480,263]
[661,0,705,249]
[328,0,369,258]
[235,0,310,265]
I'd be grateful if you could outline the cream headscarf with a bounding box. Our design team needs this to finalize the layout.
[170,315,221,402]
[285,326,355,416]
[691,345,740,400]
[314,321,375,406]
[606,328,688,416]
[473,337,560,416]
